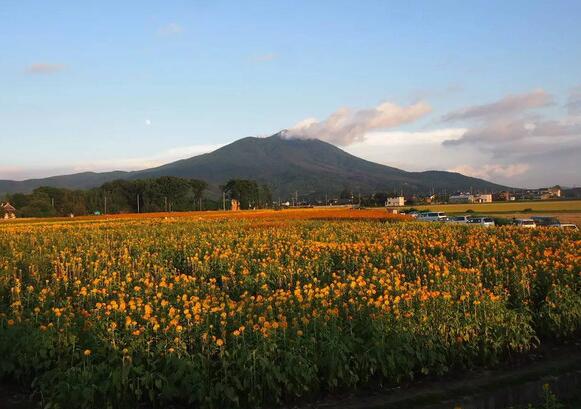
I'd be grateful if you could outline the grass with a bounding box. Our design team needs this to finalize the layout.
[405,200,581,214]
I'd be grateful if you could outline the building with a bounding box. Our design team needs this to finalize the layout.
[547,186,561,198]
[474,193,492,203]
[385,196,405,207]
[1,202,16,219]
[449,194,474,204]
[517,185,562,200]
[449,193,492,204]
[540,186,561,199]
[424,194,437,204]
[493,191,515,201]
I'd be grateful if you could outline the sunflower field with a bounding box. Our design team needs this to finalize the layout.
[0,214,580,408]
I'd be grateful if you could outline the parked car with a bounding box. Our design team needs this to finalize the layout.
[531,216,560,227]
[467,217,495,227]
[417,212,448,222]
[449,215,471,224]
[555,223,578,230]
[513,219,536,228]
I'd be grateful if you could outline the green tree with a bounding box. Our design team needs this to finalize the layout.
[223,179,269,210]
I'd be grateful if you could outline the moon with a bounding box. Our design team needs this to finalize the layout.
[145,119,152,126]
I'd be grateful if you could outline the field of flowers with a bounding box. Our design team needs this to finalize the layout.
[0,213,580,408]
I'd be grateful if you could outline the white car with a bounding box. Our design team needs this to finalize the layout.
[513,219,536,228]
[467,217,495,227]
[556,223,578,230]
[449,215,471,224]
[417,212,448,222]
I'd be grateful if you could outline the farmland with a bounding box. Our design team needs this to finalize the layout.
[405,199,581,214]
[1,210,580,408]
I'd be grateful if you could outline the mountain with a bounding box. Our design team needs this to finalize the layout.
[0,133,508,198]
[0,171,129,194]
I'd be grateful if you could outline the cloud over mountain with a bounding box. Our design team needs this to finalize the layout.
[286,101,431,146]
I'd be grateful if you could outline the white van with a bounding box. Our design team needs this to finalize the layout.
[556,223,578,230]
[467,217,495,227]
[417,212,448,222]
[513,219,536,228]
[449,215,470,224]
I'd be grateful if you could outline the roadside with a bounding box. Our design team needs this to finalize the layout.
[295,343,581,409]
[0,383,35,409]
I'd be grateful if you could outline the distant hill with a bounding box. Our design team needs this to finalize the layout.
[0,133,508,198]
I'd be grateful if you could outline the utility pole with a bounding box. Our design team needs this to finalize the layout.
[104,195,107,214]
[137,194,140,213]
[164,196,168,212]
[51,197,55,208]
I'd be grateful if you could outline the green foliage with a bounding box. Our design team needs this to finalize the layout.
[6,177,211,217]
[223,179,272,209]
[0,220,579,408]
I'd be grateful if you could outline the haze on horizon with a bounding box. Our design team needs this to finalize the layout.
[1,1,580,189]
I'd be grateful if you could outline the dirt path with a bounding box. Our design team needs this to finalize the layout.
[0,383,36,409]
[295,343,581,409]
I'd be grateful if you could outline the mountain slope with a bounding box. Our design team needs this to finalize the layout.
[0,171,128,195]
[0,133,508,198]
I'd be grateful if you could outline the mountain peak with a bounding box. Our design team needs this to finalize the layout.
[0,135,508,198]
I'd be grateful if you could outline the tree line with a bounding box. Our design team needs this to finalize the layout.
[2,177,272,218]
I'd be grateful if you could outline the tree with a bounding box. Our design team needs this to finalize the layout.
[190,179,208,209]
[339,188,352,200]
[5,176,211,217]
[258,184,272,208]
[223,179,269,210]
[374,192,388,207]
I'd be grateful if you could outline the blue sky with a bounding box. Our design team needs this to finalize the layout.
[1,1,580,187]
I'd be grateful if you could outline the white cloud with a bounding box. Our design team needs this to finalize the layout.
[286,101,431,145]
[251,53,278,63]
[69,144,223,173]
[441,88,581,151]
[567,86,581,115]
[25,63,65,75]
[2,144,224,180]
[0,166,28,180]
[354,128,467,146]
[442,89,552,122]
[448,163,530,180]
[344,128,483,174]
[158,23,184,36]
